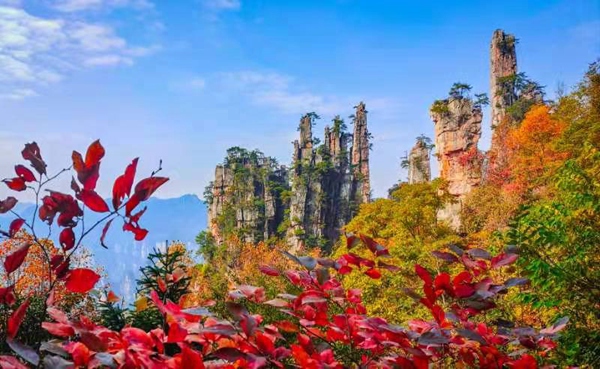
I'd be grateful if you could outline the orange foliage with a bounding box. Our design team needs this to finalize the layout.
[504,105,568,194]
[0,231,57,296]
[0,231,102,312]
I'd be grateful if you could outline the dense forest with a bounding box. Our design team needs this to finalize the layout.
[0,29,599,368]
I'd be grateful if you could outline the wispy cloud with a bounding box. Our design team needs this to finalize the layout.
[52,0,153,13]
[203,0,240,11]
[0,4,158,100]
[216,71,401,117]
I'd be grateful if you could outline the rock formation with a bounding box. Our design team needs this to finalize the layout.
[350,102,371,203]
[407,139,431,184]
[287,114,354,252]
[487,29,543,183]
[205,148,289,244]
[431,95,483,228]
[206,104,371,252]
[490,29,518,131]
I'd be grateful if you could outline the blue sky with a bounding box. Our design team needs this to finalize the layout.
[1,0,598,200]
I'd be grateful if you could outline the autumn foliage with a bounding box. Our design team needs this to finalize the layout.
[0,141,568,368]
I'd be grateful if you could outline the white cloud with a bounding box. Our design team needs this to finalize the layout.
[216,71,402,117]
[52,0,153,13]
[84,54,133,66]
[204,0,240,11]
[217,71,337,114]
[0,5,157,99]
[188,77,206,89]
[0,88,37,100]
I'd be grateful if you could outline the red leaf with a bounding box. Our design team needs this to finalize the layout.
[3,178,26,192]
[4,243,31,274]
[59,228,75,251]
[79,190,109,213]
[0,355,28,369]
[21,142,46,175]
[9,219,25,237]
[100,219,113,248]
[85,140,105,167]
[507,354,538,369]
[42,322,75,338]
[259,265,280,276]
[64,342,91,367]
[72,150,100,191]
[70,177,80,194]
[415,264,432,285]
[112,158,138,210]
[0,197,18,214]
[167,322,188,343]
[133,177,169,202]
[14,165,35,182]
[0,285,16,305]
[7,299,30,338]
[346,234,359,249]
[65,268,100,293]
[122,221,148,241]
[181,345,205,369]
[106,290,119,303]
[491,253,518,269]
[364,268,381,279]
[129,206,146,223]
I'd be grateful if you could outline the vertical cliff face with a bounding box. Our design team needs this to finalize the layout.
[207,104,371,252]
[205,148,289,244]
[431,96,483,228]
[490,29,518,131]
[350,102,371,204]
[287,114,354,252]
[407,139,431,184]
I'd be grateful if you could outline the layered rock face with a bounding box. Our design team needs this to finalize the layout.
[206,149,289,244]
[490,29,518,130]
[431,97,483,228]
[350,102,371,203]
[407,140,431,184]
[287,114,353,251]
[207,104,371,251]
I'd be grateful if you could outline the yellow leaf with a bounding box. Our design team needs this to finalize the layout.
[135,296,148,312]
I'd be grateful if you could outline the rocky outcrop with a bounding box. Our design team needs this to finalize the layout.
[205,148,289,244]
[350,102,371,204]
[431,96,483,228]
[207,105,371,252]
[407,139,431,184]
[490,29,518,130]
[287,114,354,252]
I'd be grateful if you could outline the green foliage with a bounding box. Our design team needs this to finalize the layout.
[98,299,127,331]
[430,99,450,116]
[507,146,600,365]
[496,72,545,123]
[335,179,460,323]
[449,82,472,99]
[137,247,192,305]
[129,306,164,332]
[195,230,218,262]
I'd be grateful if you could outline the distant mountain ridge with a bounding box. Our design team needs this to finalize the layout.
[0,194,207,302]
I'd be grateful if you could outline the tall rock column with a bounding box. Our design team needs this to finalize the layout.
[288,114,319,250]
[407,139,431,184]
[431,96,483,229]
[350,102,371,205]
[490,29,517,130]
